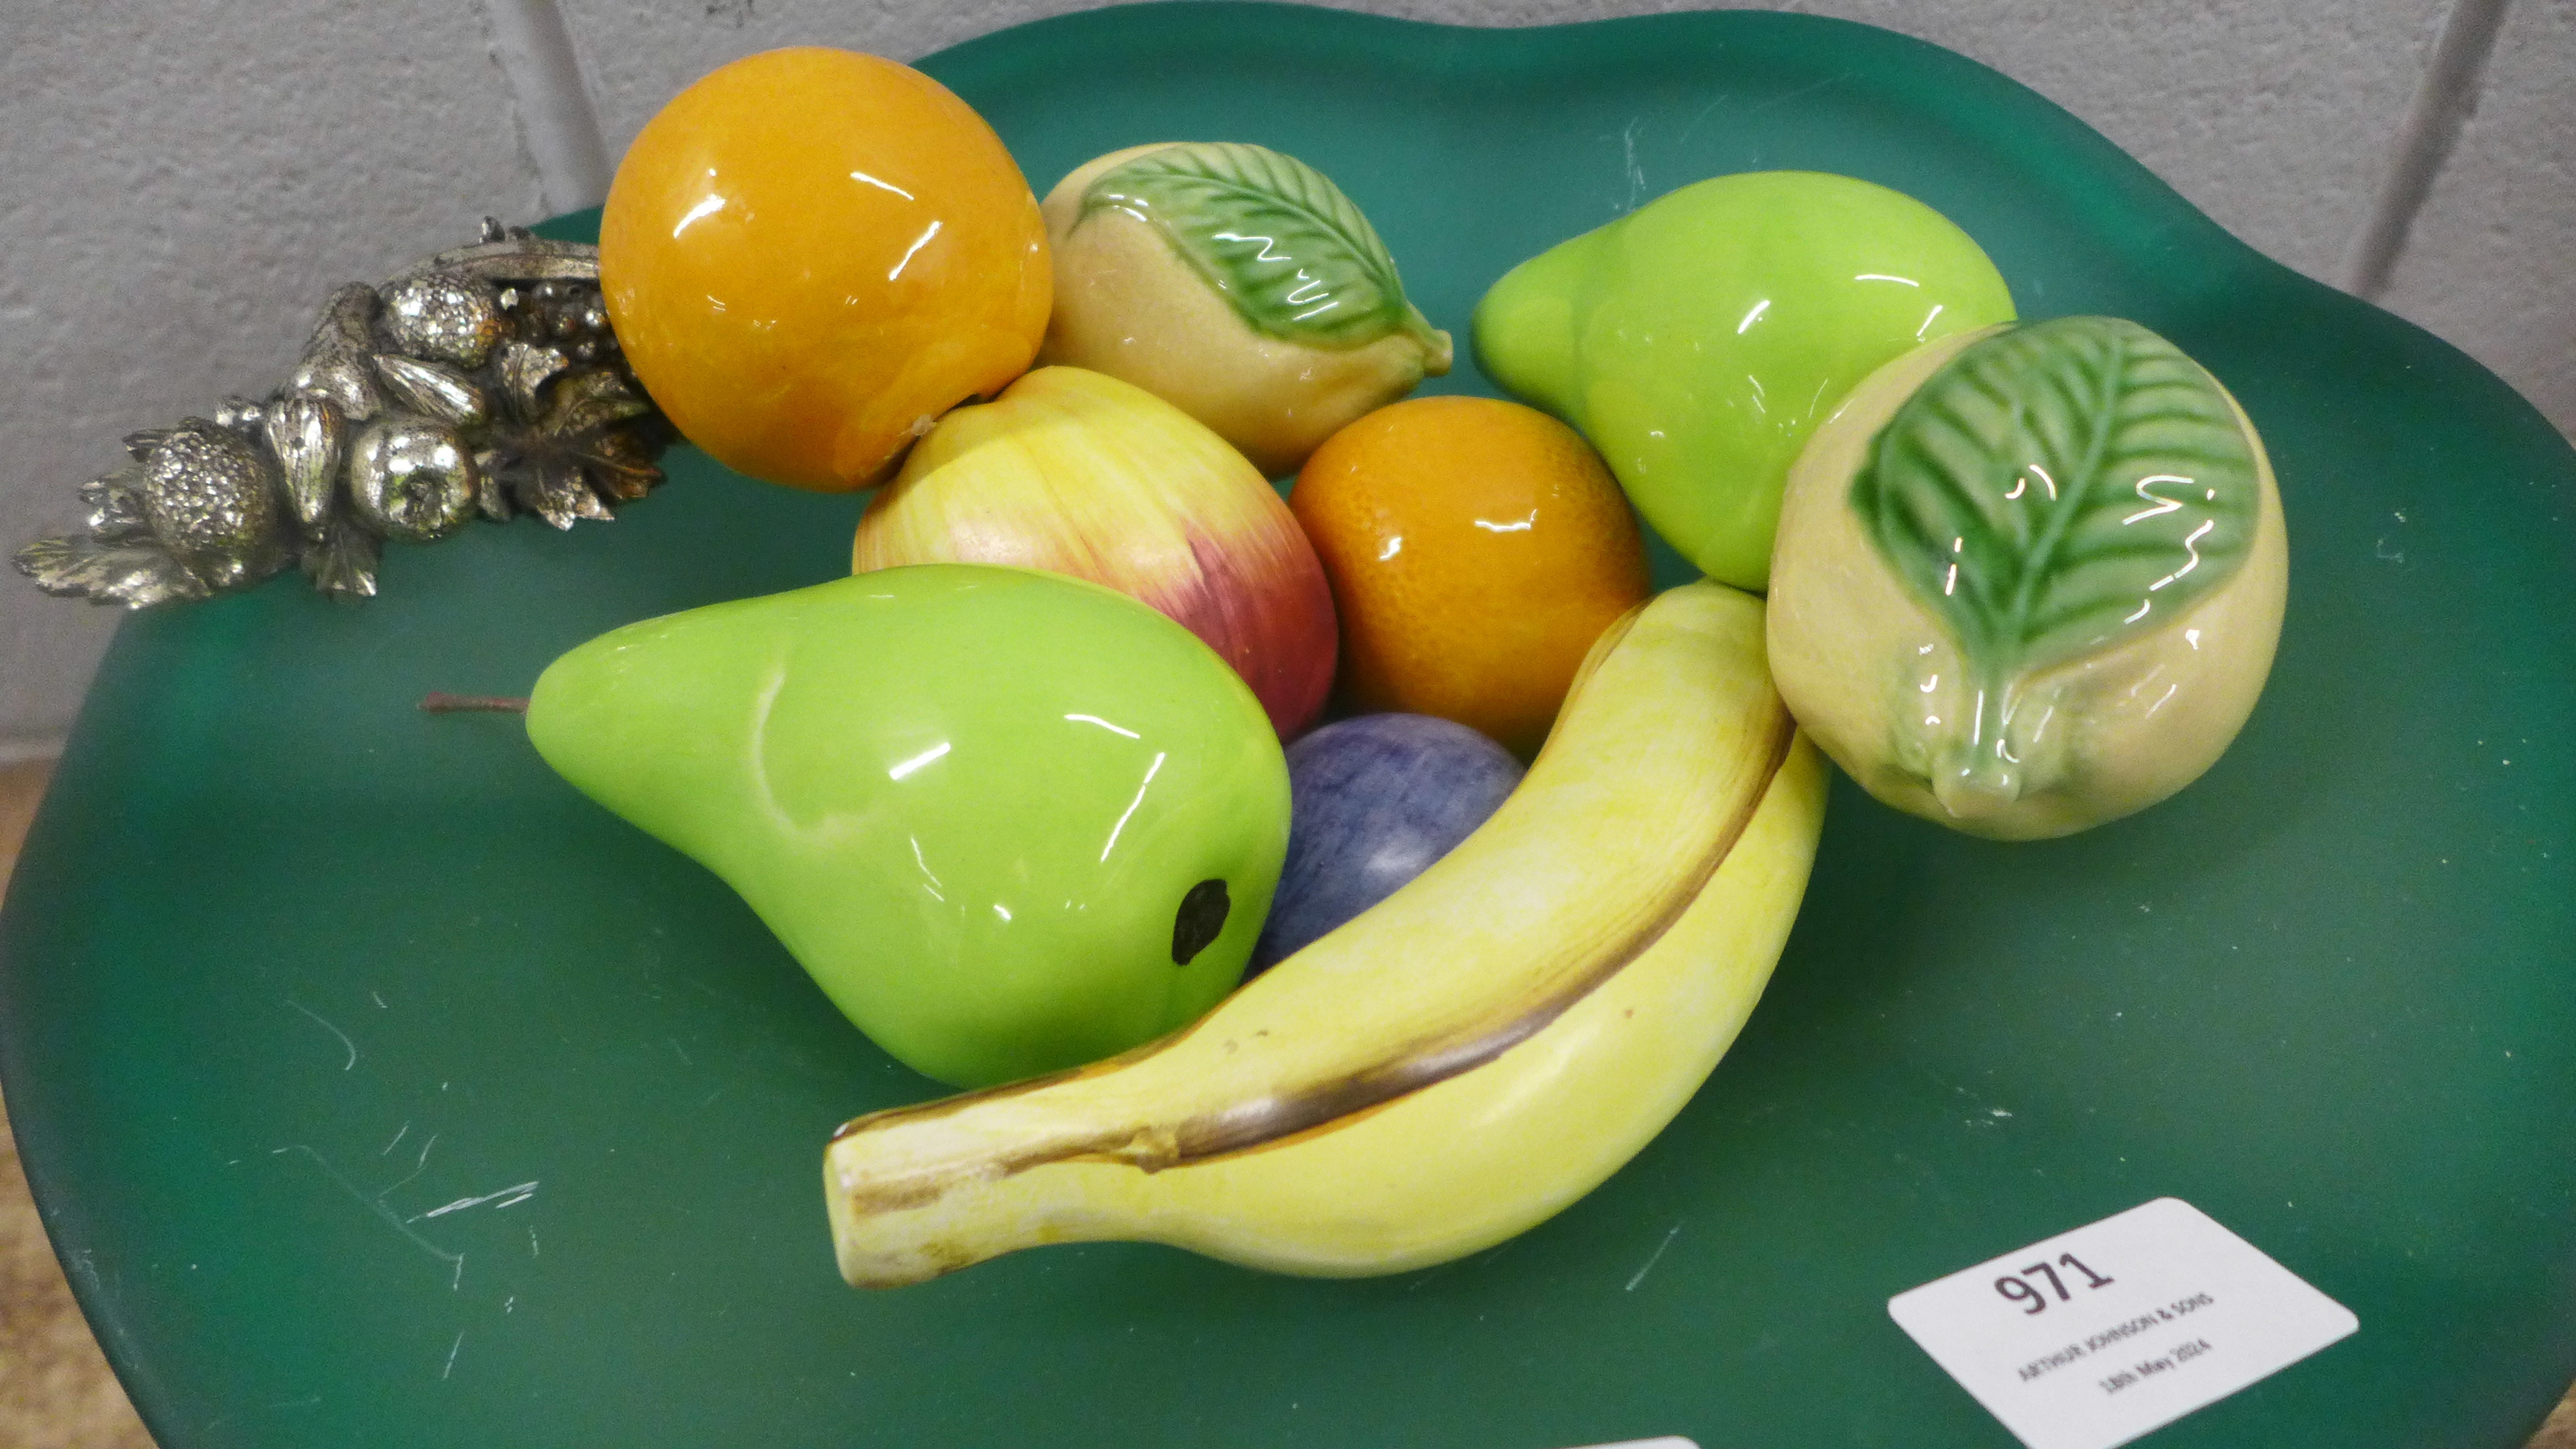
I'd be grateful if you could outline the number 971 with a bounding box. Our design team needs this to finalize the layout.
[1994,1254,2114,1314]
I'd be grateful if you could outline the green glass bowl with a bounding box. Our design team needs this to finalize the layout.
[5,6,2572,1447]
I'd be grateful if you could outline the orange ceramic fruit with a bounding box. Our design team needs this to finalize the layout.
[599,47,1051,491]
[1290,396,1652,757]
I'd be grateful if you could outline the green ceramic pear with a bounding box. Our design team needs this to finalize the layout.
[1474,171,2016,590]
[526,564,1291,1088]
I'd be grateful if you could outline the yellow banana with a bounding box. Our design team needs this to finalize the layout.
[823,580,1826,1284]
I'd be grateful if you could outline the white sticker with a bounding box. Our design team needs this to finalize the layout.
[1886,1198,2356,1449]
[1555,1440,1695,1449]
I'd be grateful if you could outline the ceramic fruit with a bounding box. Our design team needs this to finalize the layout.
[823,582,1826,1284]
[853,365,1337,738]
[1250,714,1523,972]
[1290,395,1650,758]
[599,47,1050,491]
[1768,317,2287,840]
[1036,142,1453,477]
[525,564,1290,1089]
[1474,170,2016,590]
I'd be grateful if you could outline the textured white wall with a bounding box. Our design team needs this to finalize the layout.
[2383,0,2576,437]
[0,0,545,758]
[1,0,2566,755]
[1818,0,2454,286]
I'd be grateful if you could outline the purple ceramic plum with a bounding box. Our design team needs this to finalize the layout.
[1249,713,1524,972]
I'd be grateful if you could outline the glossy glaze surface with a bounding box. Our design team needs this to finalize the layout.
[1291,395,1650,757]
[599,46,1050,491]
[824,582,1816,1286]
[1251,713,1522,971]
[1475,171,2016,590]
[1037,142,1453,476]
[4,8,2573,1449]
[1770,320,2288,839]
[528,565,1289,1087]
[852,367,1337,738]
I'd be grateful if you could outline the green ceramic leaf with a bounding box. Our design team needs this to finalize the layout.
[1080,142,1435,351]
[1850,316,2258,682]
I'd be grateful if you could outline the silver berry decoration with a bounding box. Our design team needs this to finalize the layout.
[15,221,672,606]
[142,423,290,589]
[381,274,505,369]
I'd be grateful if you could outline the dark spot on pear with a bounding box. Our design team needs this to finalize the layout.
[1172,879,1231,965]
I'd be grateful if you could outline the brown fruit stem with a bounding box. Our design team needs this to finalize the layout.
[419,692,529,714]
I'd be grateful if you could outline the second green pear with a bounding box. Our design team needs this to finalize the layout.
[526,565,1290,1089]
[1473,171,2015,589]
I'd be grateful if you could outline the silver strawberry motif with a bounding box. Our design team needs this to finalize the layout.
[141,423,290,591]
[15,219,672,606]
[381,274,506,368]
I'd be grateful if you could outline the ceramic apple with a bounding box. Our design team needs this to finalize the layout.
[525,564,1291,1088]
[852,365,1337,738]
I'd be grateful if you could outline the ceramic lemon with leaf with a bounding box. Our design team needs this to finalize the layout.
[1037,142,1453,475]
[1768,316,2287,839]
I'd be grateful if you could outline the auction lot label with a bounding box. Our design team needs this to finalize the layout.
[1887,1198,2356,1449]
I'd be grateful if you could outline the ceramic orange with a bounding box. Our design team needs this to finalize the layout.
[1289,395,1652,757]
[598,47,1051,491]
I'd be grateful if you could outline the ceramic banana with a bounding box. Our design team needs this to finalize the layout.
[823,580,1827,1284]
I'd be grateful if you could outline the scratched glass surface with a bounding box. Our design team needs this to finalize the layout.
[2,7,2572,1449]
